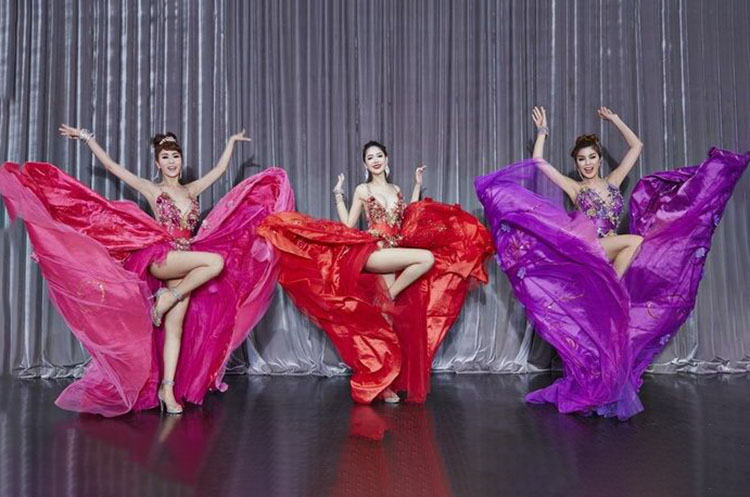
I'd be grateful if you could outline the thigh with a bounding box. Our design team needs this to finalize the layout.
[149,251,216,280]
[599,234,640,261]
[364,247,432,274]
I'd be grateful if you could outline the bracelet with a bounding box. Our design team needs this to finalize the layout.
[537,126,549,136]
[79,129,94,144]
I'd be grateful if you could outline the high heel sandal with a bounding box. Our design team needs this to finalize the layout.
[158,379,184,415]
[378,388,400,404]
[150,288,185,327]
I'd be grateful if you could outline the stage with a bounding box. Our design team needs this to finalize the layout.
[1,373,747,497]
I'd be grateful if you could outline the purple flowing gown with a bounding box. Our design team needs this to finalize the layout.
[474,148,749,419]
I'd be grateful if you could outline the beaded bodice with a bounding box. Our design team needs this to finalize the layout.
[364,188,405,248]
[154,191,200,250]
[575,183,623,238]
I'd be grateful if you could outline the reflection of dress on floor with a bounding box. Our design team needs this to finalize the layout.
[258,193,494,403]
[475,148,749,419]
[0,162,293,416]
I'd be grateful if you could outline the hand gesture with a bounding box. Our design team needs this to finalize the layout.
[229,128,251,143]
[532,106,547,128]
[59,124,82,140]
[597,106,618,122]
[333,173,345,193]
[415,164,426,185]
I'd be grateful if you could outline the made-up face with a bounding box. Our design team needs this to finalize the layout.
[156,150,183,179]
[575,146,601,180]
[363,146,389,178]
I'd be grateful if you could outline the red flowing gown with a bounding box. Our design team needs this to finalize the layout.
[258,188,494,403]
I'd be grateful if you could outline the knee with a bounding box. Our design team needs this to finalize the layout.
[630,235,644,250]
[207,253,225,276]
[420,251,435,269]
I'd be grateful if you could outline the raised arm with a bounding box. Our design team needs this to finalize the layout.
[599,107,643,188]
[59,124,157,198]
[186,129,251,197]
[531,106,548,159]
[333,174,365,228]
[410,165,426,203]
[529,107,579,201]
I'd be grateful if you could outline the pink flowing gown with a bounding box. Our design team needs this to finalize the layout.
[0,162,294,416]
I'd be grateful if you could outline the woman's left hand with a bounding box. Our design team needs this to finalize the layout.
[597,107,619,122]
[230,129,252,143]
[415,164,426,184]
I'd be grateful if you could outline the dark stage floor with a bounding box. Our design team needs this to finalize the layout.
[1,372,748,497]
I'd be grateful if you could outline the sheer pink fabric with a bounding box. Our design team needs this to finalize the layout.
[0,162,294,416]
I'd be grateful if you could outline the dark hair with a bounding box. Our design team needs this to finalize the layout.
[570,134,602,160]
[152,132,183,160]
[361,140,390,183]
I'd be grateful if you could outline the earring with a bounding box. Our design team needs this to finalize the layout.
[363,166,369,181]
[385,165,390,176]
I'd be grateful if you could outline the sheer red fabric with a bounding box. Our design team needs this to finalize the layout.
[258,198,494,403]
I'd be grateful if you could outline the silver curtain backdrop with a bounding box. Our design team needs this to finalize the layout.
[1,0,748,379]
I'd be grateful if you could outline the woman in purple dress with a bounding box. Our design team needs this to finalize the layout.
[475,106,749,419]
[532,106,644,277]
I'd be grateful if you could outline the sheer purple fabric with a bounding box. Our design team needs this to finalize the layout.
[475,148,749,419]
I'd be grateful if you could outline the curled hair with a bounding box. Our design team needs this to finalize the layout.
[152,132,182,160]
[570,134,601,159]
[362,140,390,183]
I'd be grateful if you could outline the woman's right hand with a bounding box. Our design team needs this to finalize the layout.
[333,173,345,193]
[532,106,547,128]
[58,124,82,140]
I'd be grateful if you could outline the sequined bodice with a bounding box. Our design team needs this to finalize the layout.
[364,189,405,248]
[575,183,623,238]
[155,191,200,250]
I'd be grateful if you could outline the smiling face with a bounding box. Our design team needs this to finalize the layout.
[575,146,601,180]
[156,149,183,179]
[363,145,389,178]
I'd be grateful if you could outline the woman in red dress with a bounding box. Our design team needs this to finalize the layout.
[259,141,493,404]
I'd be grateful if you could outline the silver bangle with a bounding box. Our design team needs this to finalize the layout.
[79,129,94,144]
[537,126,549,136]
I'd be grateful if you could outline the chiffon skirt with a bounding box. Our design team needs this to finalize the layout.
[258,199,494,403]
[475,148,749,419]
[0,162,294,416]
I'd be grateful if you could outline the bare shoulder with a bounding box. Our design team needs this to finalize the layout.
[354,183,369,199]
[392,184,402,192]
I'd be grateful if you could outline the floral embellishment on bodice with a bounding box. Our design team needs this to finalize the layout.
[364,188,405,248]
[575,183,623,238]
[155,191,200,250]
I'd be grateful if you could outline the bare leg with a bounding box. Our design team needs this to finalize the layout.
[364,248,435,299]
[380,273,396,293]
[600,234,644,278]
[149,251,224,318]
[159,278,190,412]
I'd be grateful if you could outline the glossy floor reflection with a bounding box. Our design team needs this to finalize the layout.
[1,373,749,497]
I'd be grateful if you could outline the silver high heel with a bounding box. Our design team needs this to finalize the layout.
[158,379,183,415]
[150,288,185,327]
[379,388,400,404]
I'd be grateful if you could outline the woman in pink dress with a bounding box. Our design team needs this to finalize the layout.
[0,125,293,416]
